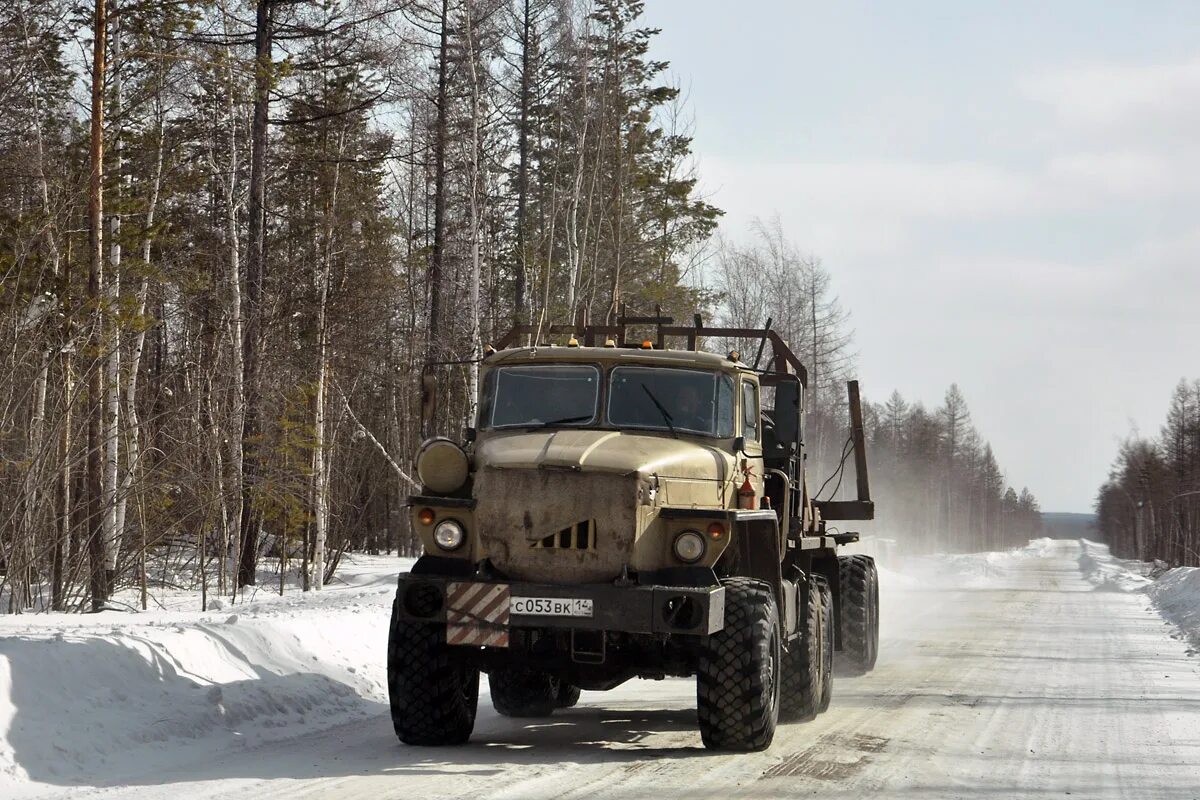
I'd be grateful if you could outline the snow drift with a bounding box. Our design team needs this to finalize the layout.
[1074,539,1200,647]
[1077,538,1154,592]
[0,555,408,794]
[1145,566,1200,647]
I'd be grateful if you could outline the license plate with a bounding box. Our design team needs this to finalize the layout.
[511,596,594,618]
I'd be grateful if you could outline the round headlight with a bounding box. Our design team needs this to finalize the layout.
[673,530,706,563]
[433,520,465,551]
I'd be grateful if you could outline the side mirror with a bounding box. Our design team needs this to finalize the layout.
[420,369,436,429]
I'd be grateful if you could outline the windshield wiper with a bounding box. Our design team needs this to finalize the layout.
[524,414,593,429]
[641,384,679,439]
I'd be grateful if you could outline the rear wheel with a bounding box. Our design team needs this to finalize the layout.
[387,598,479,745]
[780,574,826,722]
[815,575,834,713]
[836,555,880,675]
[554,681,582,709]
[489,668,559,717]
[696,578,781,751]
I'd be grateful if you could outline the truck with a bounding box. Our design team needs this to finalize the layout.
[387,314,880,751]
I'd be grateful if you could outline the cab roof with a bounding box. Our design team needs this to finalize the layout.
[486,345,748,373]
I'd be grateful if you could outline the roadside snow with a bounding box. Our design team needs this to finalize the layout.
[1146,567,1200,649]
[0,554,411,796]
[1077,539,1154,592]
[1073,538,1200,650]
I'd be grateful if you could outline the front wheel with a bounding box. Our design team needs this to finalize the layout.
[696,578,781,751]
[387,598,479,745]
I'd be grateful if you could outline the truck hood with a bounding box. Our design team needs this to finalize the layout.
[474,429,735,483]
[471,430,737,583]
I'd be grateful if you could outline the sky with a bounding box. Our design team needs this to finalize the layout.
[641,0,1200,512]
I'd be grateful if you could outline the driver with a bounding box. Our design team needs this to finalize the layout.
[675,383,710,432]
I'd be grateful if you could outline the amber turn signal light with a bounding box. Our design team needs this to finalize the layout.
[707,522,725,539]
[417,508,436,526]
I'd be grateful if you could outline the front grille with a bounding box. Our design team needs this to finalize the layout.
[531,520,596,550]
[475,467,638,583]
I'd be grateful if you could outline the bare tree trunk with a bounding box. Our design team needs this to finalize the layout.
[333,378,420,493]
[513,0,532,324]
[219,7,245,595]
[463,0,483,425]
[427,0,450,368]
[238,0,273,588]
[114,93,164,554]
[21,10,64,610]
[310,125,345,591]
[53,349,72,611]
[17,353,49,611]
[564,75,590,323]
[56,234,76,612]
[87,0,110,610]
[102,15,126,577]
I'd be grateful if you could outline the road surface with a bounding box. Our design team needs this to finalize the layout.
[71,540,1200,799]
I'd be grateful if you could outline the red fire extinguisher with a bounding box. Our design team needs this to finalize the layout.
[738,467,756,510]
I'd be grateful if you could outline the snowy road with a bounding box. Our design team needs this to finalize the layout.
[27,541,1200,798]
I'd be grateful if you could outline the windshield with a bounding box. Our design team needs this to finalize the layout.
[483,365,600,428]
[608,367,735,437]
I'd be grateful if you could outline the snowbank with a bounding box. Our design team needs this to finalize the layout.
[1077,539,1153,592]
[1073,539,1200,648]
[1145,566,1200,648]
[0,554,411,795]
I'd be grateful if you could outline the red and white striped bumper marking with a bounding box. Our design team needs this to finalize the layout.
[446,582,511,648]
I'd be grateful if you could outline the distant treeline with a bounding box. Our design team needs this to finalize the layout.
[1096,379,1200,567]
[860,386,1043,554]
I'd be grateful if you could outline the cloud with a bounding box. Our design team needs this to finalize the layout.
[1021,58,1200,145]
[705,159,1040,221]
[1045,151,1181,199]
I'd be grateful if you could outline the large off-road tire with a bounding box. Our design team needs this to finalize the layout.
[815,575,834,713]
[387,598,479,745]
[489,668,559,717]
[836,554,880,675]
[554,681,582,709]
[780,574,826,722]
[696,578,781,751]
[867,558,880,661]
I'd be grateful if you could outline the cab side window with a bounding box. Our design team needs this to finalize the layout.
[716,374,735,438]
[742,381,759,442]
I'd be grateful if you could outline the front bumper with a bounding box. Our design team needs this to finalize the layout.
[394,573,726,647]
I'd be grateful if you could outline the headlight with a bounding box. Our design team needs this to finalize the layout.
[673,530,706,563]
[433,520,465,551]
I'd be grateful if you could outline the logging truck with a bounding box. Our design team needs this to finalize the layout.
[387,315,880,751]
